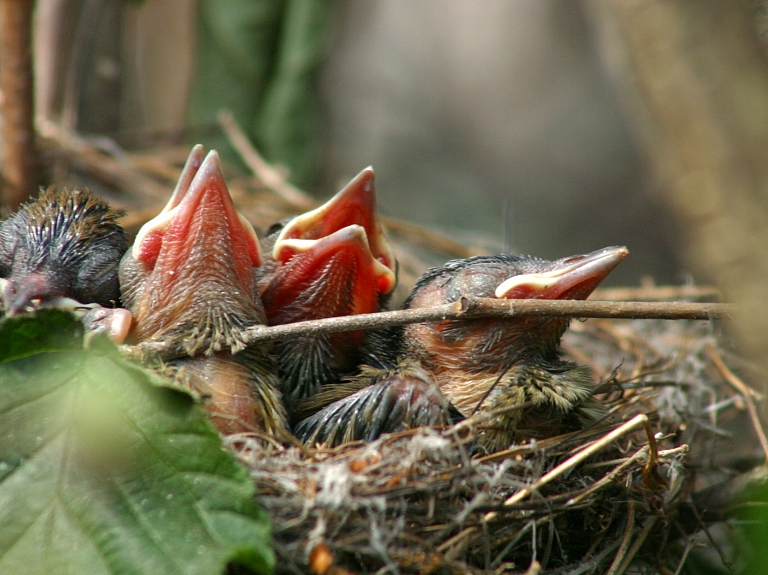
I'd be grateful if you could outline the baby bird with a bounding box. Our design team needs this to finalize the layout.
[257,167,398,410]
[0,187,127,316]
[404,246,628,453]
[119,146,287,437]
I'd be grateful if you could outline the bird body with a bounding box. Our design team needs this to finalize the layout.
[1,150,623,452]
[294,360,457,445]
[0,187,127,316]
[165,351,287,436]
[120,146,286,436]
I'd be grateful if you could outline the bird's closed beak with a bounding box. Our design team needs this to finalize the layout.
[270,167,396,297]
[495,246,629,300]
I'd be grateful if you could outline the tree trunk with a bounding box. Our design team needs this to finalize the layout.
[1,0,38,212]
[585,0,768,387]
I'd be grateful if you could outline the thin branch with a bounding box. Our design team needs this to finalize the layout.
[122,296,735,360]
[455,297,733,321]
[217,110,315,209]
[568,446,650,506]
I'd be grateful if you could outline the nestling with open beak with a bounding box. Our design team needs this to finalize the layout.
[295,246,627,451]
[119,146,287,436]
[0,187,128,319]
[257,167,398,410]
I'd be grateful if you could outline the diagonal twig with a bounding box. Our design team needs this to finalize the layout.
[217,110,315,209]
[706,343,768,462]
[569,445,688,507]
[495,413,657,510]
[435,414,658,559]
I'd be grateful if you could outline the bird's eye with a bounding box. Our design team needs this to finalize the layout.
[449,269,499,299]
[266,221,286,236]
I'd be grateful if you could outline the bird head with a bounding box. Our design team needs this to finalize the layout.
[258,167,397,326]
[119,147,264,355]
[404,246,629,371]
[0,188,127,316]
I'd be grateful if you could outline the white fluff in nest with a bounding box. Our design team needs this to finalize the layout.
[396,429,452,467]
[313,461,385,512]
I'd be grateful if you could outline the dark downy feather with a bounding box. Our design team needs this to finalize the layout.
[294,361,460,445]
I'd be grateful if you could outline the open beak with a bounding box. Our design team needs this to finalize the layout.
[270,167,396,297]
[261,167,397,326]
[495,246,629,301]
[158,144,206,216]
[263,224,395,324]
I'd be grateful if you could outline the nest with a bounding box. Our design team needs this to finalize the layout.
[224,317,762,575]
[37,117,766,574]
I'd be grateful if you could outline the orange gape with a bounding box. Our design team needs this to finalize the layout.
[256,167,398,407]
[119,146,286,436]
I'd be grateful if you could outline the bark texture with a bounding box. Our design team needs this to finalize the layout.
[585,0,768,372]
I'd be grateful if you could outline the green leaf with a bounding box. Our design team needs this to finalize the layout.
[0,309,84,362]
[0,313,273,575]
[740,480,768,574]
